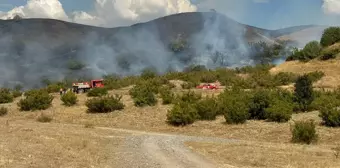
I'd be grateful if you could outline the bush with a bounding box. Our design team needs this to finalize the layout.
[166,101,199,126]
[0,107,8,116]
[12,90,22,98]
[310,91,340,111]
[248,90,271,120]
[17,89,54,111]
[86,95,125,113]
[175,90,201,104]
[291,120,318,144]
[218,88,251,124]
[196,96,219,120]
[61,91,78,106]
[294,75,314,111]
[306,71,325,82]
[224,100,250,124]
[302,41,322,60]
[274,72,297,85]
[87,88,108,97]
[0,88,14,104]
[140,68,157,80]
[320,48,340,60]
[265,100,293,123]
[286,48,305,61]
[181,82,198,89]
[159,86,174,105]
[319,107,340,127]
[129,83,158,107]
[320,27,340,47]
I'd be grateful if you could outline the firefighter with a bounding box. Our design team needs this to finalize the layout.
[59,88,63,95]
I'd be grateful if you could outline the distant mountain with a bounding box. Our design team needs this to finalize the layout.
[0,11,327,88]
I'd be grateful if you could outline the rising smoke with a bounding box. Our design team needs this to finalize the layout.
[0,0,335,89]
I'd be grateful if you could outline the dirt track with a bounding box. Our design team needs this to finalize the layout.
[0,120,238,168]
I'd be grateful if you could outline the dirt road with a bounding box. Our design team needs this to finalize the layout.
[95,126,238,168]
[0,120,237,168]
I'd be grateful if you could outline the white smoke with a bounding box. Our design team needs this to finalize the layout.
[0,0,197,27]
[322,0,340,15]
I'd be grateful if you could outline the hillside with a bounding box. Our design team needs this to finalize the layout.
[0,11,326,88]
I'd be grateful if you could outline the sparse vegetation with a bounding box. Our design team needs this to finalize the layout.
[294,75,314,112]
[36,113,53,123]
[87,87,108,97]
[291,120,318,145]
[195,96,218,120]
[166,101,199,126]
[129,82,158,107]
[0,88,14,104]
[61,91,78,106]
[0,107,8,116]
[86,95,125,113]
[159,86,175,105]
[17,89,54,111]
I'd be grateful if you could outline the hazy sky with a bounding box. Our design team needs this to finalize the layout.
[0,0,339,29]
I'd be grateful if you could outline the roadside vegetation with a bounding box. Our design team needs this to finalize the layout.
[287,26,340,61]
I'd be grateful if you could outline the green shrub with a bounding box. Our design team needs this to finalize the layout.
[0,107,8,116]
[306,71,325,82]
[61,91,78,106]
[129,82,158,107]
[0,88,14,104]
[310,91,340,111]
[86,95,125,113]
[166,101,199,126]
[265,100,293,123]
[200,72,218,83]
[320,27,340,47]
[224,100,250,124]
[46,83,65,93]
[140,68,157,80]
[248,89,271,120]
[294,75,314,111]
[291,120,318,144]
[12,90,22,98]
[87,88,108,97]
[319,107,340,127]
[181,82,198,89]
[175,90,201,104]
[273,72,297,85]
[159,86,174,105]
[196,96,218,120]
[320,48,340,60]
[286,48,305,61]
[218,89,251,124]
[18,89,54,111]
[302,41,322,60]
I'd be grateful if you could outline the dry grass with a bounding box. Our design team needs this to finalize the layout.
[186,141,340,168]
[1,85,340,167]
[2,89,340,145]
[0,119,126,168]
[270,59,340,88]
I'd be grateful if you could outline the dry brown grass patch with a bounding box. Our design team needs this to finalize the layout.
[186,141,340,168]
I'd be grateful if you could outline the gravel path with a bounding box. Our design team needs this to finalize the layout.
[96,126,238,168]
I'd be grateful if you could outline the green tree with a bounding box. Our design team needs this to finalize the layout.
[294,75,314,111]
[302,41,322,60]
[320,27,340,47]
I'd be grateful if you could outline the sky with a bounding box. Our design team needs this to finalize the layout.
[0,0,339,29]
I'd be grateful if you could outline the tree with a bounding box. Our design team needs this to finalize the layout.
[320,27,340,47]
[294,75,314,111]
[302,41,322,60]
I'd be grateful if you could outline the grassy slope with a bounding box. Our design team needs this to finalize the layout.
[270,43,340,89]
